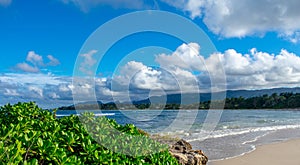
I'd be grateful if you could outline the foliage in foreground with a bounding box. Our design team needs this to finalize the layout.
[0,102,178,165]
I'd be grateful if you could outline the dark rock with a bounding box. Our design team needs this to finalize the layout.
[170,139,192,153]
[169,139,208,165]
[151,136,208,165]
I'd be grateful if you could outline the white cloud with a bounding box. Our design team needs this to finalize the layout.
[120,61,147,80]
[208,48,300,90]
[48,92,60,99]
[25,51,60,67]
[61,0,147,12]
[28,86,43,98]
[4,43,300,108]
[26,51,44,66]
[114,59,200,93]
[114,61,156,89]
[80,50,98,66]
[58,83,73,92]
[185,0,205,19]
[163,0,300,42]
[168,67,199,92]
[131,65,162,90]
[16,63,39,73]
[152,42,300,90]
[161,0,205,19]
[79,50,98,75]
[0,0,11,7]
[0,74,79,107]
[4,89,20,96]
[0,73,116,106]
[155,43,205,71]
[47,55,60,66]
[16,51,60,73]
[0,73,64,86]
[154,43,209,92]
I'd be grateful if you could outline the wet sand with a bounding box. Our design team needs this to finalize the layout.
[210,138,300,165]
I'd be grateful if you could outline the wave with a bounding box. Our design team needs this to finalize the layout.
[185,124,300,142]
[256,119,276,124]
[219,125,241,129]
[56,113,115,117]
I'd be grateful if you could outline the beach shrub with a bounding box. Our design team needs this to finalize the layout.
[0,102,178,165]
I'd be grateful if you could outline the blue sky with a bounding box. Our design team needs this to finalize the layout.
[1,0,300,108]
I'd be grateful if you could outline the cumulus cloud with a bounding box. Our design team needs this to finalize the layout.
[15,51,60,73]
[61,0,148,12]
[113,43,204,93]
[118,61,148,83]
[109,60,200,103]
[161,0,205,19]
[26,51,44,66]
[150,42,300,90]
[0,0,11,7]
[133,69,162,90]
[3,43,300,108]
[207,48,300,90]
[110,42,300,95]
[114,61,160,90]
[156,42,205,71]
[163,0,300,42]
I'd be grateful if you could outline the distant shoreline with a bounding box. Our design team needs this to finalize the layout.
[57,92,300,110]
[56,108,300,110]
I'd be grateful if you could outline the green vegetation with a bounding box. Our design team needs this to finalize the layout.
[222,92,300,109]
[0,102,178,164]
[197,92,300,109]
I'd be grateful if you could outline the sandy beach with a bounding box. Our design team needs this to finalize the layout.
[209,138,300,165]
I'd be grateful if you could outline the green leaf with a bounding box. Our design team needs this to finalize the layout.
[37,137,43,147]
[0,102,179,165]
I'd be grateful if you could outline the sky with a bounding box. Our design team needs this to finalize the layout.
[1,0,300,108]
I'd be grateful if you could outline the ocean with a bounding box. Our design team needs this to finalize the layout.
[56,109,300,161]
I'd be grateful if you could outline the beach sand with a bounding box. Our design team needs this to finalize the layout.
[209,138,300,165]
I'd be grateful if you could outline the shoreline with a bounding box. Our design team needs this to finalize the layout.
[208,146,256,162]
[209,138,300,165]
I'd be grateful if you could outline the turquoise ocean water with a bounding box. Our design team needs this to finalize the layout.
[56,109,300,161]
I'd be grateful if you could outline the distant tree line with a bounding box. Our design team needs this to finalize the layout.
[58,102,118,110]
[222,92,300,109]
[58,92,300,110]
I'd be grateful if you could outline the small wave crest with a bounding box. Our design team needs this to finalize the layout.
[186,124,300,142]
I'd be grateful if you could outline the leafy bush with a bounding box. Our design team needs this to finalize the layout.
[0,102,178,165]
